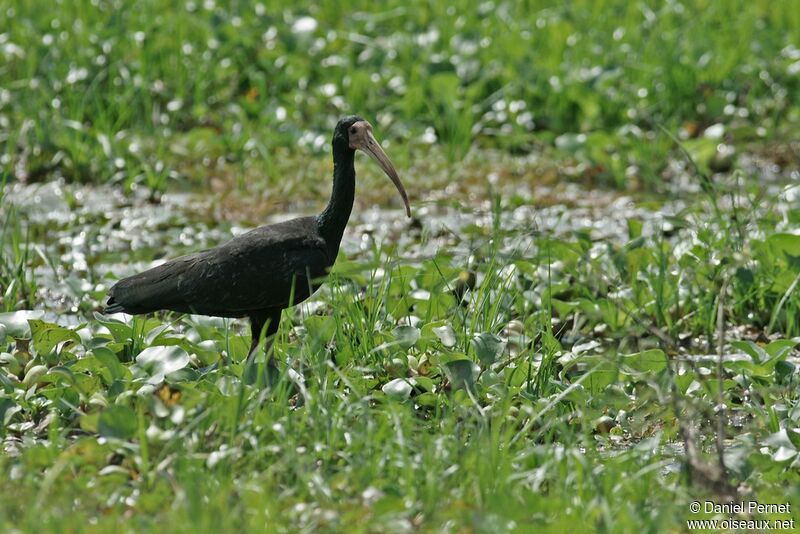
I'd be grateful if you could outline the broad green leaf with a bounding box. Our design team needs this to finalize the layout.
[622,349,668,373]
[304,315,336,343]
[432,324,457,348]
[22,365,48,387]
[0,310,44,338]
[768,233,800,259]
[97,405,137,439]
[777,361,796,382]
[442,359,478,392]
[415,392,438,407]
[764,339,798,359]
[136,345,190,384]
[92,347,128,381]
[412,376,435,392]
[393,326,420,350]
[93,313,133,343]
[80,412,98,433]
[0,398,21,427]
[627,218,643,240]
[763,428,797,450]
[586,362,618,394]
[505,361,535,388]
[382,378,412,400]
[28,320,81,356]
[472,333,505,366]
[731,340,768,363]
[772,446,798,463]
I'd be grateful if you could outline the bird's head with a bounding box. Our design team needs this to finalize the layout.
[333,116,411,217]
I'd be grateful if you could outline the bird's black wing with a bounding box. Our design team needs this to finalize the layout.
[176,232,330,315]
[106,218,331,316]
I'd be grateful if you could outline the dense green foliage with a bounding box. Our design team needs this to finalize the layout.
[2,0,799,189]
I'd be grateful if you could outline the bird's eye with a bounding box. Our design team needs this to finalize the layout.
[350,127,357,134]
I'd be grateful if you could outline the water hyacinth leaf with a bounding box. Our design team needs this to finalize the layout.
[768,233,800,261]
[393,325,420,350]
[443,359,478,392]
[730,340,768,363]
[776,361,796,382]
[22,365,48,387]
[763,428,797,451]
[789,403,800,424]
[785,428,800,451]
[0,310,44,338]
[45,366,76,386]
[0,352,21,375]
[382,378,413,400]
[136,345,190,384]
[304,315,336,344]
[764,339,798,359]
[772,446,798,463]
[28,320,81,356]
[413,376,435,392]
[627,218,643,240]
[0,398,21,427]
[97,405,137,440]
[622,349,667,373]
[415,392,438,407]
[165,367,200,383]
[432,324,457,348]
[472,333,505,366]
[93,313,133,343]
[586,362,618,394]
[92,347,128,381]
[80,412,99,433]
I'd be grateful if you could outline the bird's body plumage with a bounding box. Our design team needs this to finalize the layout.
[105,116,410,361]
[106,216,331,317]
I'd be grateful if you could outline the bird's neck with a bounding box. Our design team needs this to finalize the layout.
[317,147,355,258]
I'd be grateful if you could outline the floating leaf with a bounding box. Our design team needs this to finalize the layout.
[93,313,133,343]
[775,361,795,382]
[28,320,80,356]
[0,310,44,338]
[472,333,505,366]
[586,362,618,394]
[136,345,190,384]
[0,398,21,427]
[622,349,667,373]
[97,405,137,439]
[772,446,798,463]
[382,378,412,400]
[393,326,420,350]
[763,428,797,451]
[22,365,48,387]
[432,324,457,348]
[443,359,478,392]
[764,339,798,359]
[768,233,800,259]
[731,341,768,364]
[92,347,128,381]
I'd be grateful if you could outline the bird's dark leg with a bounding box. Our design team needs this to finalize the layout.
[245,310,282,387]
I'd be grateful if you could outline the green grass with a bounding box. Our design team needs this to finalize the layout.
[2,175,800,530]
[2,0,800,532]
[1,0,799,191]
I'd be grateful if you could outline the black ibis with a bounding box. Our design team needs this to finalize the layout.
[105,116,411,367]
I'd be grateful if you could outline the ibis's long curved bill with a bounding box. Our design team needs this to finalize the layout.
[351,121,411,217]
